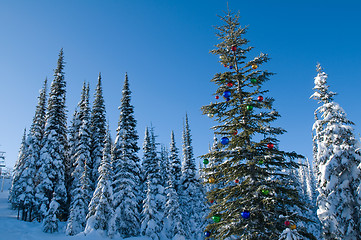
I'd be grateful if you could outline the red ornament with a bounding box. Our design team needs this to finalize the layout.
[215,96,219,99]
[227,82,233,87]
[284,221,290,226]
[234,179,239,183]
[210,200,214,204]
[233,130,238,135]
[231,45,237,51]
[224,64,228,67]
[257,96,264,101]
[267,143,274,149]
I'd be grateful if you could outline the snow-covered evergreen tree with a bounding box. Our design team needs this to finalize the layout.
[65,108,80,215]
[42,192,60,233]
[169,131,182,193]
[180,114,196,183]
[16,135,36,222]
[162,166,188,240]
[89,73,107,192]
[9,129,28,210]
[141,127,165,240]
[26,78,48,221]
[36,49,68,228]
[112,74,141,238]
[66,82,92,235]
[141,127,157,194]
[311,64,361,239]
[179,114,204,239]
[85,125,116,237]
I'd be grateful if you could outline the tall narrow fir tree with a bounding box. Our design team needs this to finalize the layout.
[66,82,92,235]
[141,127,165,240]
[85,125,116,237]
[89,73,107,191]
[112,74,141,238]
[311,64,361,239]
[169,131,182,193]
[36,49,68,232]
[9,129,28,211]
[179,114,204,239]
[28,78,48,221]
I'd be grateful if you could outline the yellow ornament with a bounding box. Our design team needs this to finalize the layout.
[290,224,297,230]
[209,177,216,183]
[252,64,258,69]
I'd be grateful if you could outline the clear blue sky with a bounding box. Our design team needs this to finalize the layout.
[1,0,361,168]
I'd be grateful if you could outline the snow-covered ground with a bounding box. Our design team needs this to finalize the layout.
[0,179,151,240]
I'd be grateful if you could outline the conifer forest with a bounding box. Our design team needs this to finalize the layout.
[4,5,361,240]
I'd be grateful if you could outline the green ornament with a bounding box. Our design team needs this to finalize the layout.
[251,78,257,84]
[246,105,253,111]
[212,215,221,223]
[258,160,264,164]
[261,189,270,195]
[203,159,209,165]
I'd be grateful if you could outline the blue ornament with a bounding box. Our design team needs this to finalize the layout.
[241,211,250,219]
[229,65,233,69]
[226,97,230,102]
[220,137,229,145]
[223,90,231,98]
[205,231,211,237]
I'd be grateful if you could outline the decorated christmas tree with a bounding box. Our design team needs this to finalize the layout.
[201,11,314,240]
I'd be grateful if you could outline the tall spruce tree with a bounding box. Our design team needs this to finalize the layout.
[141,126,158,196]
[36,49,68,230]
[162,163,188,240]
[141,127,165,240]
[201,11,313,239]
[169,131,182,193]
[27,78,48,221]
[66,82,92,235]
[85,125,116,237]
[9,129,28,211]
[311,64,361,239]
[89,73,107,191]
[179,114,204,239]
[112,74,141,238]
[15,135,36,222]
[65,108,80,216]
